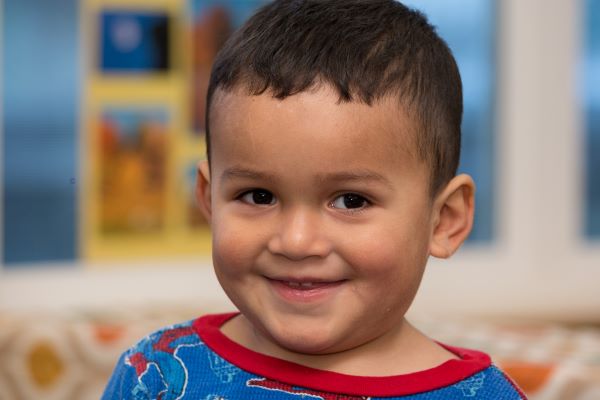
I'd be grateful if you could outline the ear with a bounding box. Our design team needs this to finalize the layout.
[195,160,212,222]
[429,174,475,259]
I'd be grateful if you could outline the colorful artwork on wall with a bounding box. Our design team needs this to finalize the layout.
[98,108,169,234]
[100,10,170,72]
[82,0,212,262]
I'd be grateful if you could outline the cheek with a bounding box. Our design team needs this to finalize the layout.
[211,213,267,277]
[212,220,248,274]
[211,223,255,307]
[339,221,429,303]
[342,221,428,273]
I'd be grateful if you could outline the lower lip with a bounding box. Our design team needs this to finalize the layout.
[269,279,345,303]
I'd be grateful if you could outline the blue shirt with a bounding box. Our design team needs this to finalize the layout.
[102,313,527,400]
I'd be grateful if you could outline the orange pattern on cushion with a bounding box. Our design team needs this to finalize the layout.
[27,341,65,388]
[93,323,125,344]
[498,360,556,394]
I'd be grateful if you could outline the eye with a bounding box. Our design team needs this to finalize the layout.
[239,189,276,205]
[330,193,369,210]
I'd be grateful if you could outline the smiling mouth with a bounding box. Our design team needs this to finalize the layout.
[268,278,346,302]
[281,281,339,289]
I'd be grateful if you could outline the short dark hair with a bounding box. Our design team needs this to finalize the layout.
[205,0,462,195]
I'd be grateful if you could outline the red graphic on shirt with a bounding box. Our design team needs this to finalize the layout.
[152,326,197,353]
[247,378,370,400]
[127,326,197,375]
[128,352,149,376]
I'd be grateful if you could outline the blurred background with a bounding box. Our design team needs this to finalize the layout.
[0,0,599,399]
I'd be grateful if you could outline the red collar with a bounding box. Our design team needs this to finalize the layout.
[193,312,491,397]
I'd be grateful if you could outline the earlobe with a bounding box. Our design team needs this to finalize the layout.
[196,160,212,222]
[429,174,475,259]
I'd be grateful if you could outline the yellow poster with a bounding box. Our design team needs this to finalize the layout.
[81,0,211,263]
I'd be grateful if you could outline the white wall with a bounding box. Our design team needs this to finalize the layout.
[1,0,599,322]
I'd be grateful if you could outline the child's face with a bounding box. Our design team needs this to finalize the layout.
[200,86,438,355]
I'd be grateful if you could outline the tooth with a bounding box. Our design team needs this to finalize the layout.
[300,282,313,288]
[287,281,300,287]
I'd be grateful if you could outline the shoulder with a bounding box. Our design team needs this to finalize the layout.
[101,318,208,400]
[449,364,528,399]
[130,319,203,354]
[124,318,204,368]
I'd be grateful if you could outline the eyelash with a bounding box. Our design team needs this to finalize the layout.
[236,189,371,215]
[329,193,371,215]
[236,189,276,206]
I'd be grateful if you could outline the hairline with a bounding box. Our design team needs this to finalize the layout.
[205,82,446,198]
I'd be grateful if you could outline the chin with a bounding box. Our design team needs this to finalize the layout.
[266,323,345,355]
[277,336,337,355]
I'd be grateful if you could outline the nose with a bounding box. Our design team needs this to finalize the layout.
[267,206,332,260]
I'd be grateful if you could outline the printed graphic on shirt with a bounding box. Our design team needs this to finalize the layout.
[208,351,240,383]
[247,377,371,400]
[452,372,485,397]
[126,322,203,400]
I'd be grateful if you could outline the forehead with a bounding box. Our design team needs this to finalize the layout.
[208,86,423,177]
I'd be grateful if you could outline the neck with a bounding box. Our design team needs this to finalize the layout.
[220,314,457,376]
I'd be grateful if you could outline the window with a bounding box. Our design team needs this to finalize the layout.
[2,0,79,265]
[584,0,600,238]
[403,0,496,242]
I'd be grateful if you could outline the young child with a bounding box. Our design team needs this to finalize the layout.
[103,0,527,398]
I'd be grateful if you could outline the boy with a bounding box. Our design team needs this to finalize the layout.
[103,0,526,399]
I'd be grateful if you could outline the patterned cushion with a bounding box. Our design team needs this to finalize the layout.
[0,309,599,399]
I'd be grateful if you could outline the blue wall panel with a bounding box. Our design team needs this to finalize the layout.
[2,0,79,265]
[585,0,600,238]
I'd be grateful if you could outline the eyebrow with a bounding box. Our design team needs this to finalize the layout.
[221,166,392,188]
[316,170,393,188]
[220,167,277,184]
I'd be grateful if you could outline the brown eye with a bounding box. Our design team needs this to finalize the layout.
[240,190,275,205]
[331,193,368,209]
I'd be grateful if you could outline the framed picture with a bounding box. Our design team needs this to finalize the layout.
[98,107,169,235]
[100,10,170,72]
